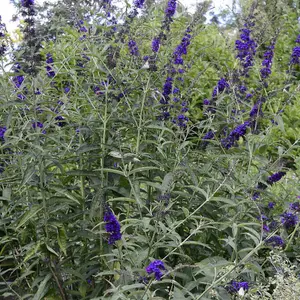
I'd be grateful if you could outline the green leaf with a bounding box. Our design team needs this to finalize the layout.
[51,186,81,205]
[16,205,43,230]
[24,242,41,262]
[33,273,52,300]
[57,226,67,256]
[128,166,159,175]
[161,172,173,193]
[46,244,59,257]
[172,287,187,300]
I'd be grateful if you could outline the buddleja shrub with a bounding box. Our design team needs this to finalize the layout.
[1,0,300,299]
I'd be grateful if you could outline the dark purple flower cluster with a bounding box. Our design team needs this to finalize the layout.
[77,53,90,68]
[265,235,284,247]
[152,37,160,53]
[134,0,145,8]
[0,126,6,141]
[0,16,5,38]
[64,86,71,94]
[55,115,65,127]
[290,202,300,212]
[12,63,24,89]
[203,130,214,141]
[76,20,88,40]
[268,202,275,209]
[203,99,210,105]
[94,85,103,96]
[32,121,43,129]
[290,35,300,65]
[104,209,122,244]
[246,93,253,100]
[267,171,286,184]
[290,46,300,65]
[249,101,261,118]
[13,75,24,89]
[0,43,4,56]
[160,77,173,105]
[165,0,177,19]
[260,44,274,79]
[173,114,188,127]
[257,214,268,221]
[173,30,191,65]
[146,260,165,281]
[221,121,251,149]
[0,16,7,56]
[46,53,55,77]
[21,0,34,8]
[212,78,229,97]
[252,191,260,200]
[80,26,87,33]
[281,212,298,229]
[235,22,257,75]
[226,281,249,294]
[239,85,247,93]
[128,39,139,56]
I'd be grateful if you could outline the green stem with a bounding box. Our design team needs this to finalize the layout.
[79,135,86,220]
[40,159,49,239]
[284,222,299,251]
[136,76,150,155]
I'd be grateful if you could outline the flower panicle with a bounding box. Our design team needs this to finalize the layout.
[165,0,177,19]
[145,260,165,281]
[104,208,122,244]
[260,43,275,79]
[221,120,251,149]
[46,53,55,77]
[235,20,257,75]
[128,39,139,56]
[134,0,145,9]
[265,235,284,247]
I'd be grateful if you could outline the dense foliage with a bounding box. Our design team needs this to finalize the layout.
[1,0,300,299]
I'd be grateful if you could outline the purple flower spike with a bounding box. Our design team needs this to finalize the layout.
[280,212,298,229]
[104,209,122,244]
[267,172,286,184]
[260,44,275,79]
[21,0,34,8]
[226,281,249,294]
[212,78,229,97]
[290,202,300,212]
[249,101,262,118]
[203,131,214,141]
[268,202,275,209]
[32,121,43,129]
[235,21,257,75]
[161,77,173,103]
[265,235,284,247]
[128,39,139,56]
[290,46,300,65]
[152,37,160,53]
[0,126,6,140]
[13,75,24,89]
[173,32,191,65]
[134,0,145,8]
[221,121,251,149]
[46,53,55,77]
[146,260,165,281]
[165,0,177,18]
